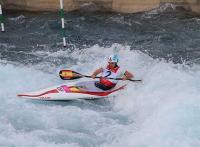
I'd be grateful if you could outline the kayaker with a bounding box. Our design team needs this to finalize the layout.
[91,54,134,90]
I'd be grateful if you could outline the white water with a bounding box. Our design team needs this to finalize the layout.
[0,45,200,147]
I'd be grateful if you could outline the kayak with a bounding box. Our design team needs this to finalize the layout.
[17,81,126,100]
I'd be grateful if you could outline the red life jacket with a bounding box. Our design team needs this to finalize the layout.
[100,65,120,88]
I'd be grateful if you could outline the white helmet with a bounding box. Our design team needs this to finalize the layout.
[108,54,119,63]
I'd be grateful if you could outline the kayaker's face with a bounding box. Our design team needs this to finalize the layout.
[108,62,116,68]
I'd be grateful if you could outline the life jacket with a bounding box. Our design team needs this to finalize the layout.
[99,65,120,88]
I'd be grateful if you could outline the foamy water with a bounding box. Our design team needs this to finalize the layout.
[0,45,200,147]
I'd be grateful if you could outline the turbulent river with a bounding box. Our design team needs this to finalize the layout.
[0,4,200,147]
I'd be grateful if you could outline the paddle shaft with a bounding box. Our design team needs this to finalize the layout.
[80,74,142,82]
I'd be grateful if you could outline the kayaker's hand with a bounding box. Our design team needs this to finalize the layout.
[91,74,96,79]
[91,68,102,79]
[122,75,128,81]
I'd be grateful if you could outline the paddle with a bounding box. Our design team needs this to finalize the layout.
[59,70,142,82]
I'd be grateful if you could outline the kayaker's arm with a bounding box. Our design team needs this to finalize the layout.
[122,71,134,80]
[91,68,103,79]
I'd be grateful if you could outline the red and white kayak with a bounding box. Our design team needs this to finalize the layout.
[17,81,126,100]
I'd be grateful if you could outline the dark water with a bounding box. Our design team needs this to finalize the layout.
[0,4,200,65]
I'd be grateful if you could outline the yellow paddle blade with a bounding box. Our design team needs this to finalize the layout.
[59,70,82,80]
[60,70,73,78]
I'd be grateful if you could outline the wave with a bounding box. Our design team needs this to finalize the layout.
[0,45,200,146]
